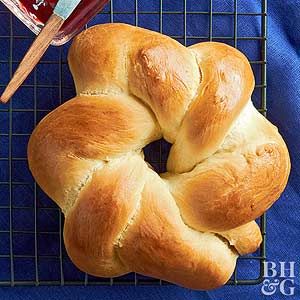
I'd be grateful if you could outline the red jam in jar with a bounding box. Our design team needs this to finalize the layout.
[1,0,110,45]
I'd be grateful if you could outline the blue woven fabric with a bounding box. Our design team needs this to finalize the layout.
[0,0,299,299]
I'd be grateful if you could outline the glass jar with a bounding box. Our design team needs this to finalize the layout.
[0,0,110,45]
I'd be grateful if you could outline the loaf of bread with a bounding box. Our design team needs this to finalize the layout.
[28,23,290,290]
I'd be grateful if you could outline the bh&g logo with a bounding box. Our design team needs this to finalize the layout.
[261,261,295,296]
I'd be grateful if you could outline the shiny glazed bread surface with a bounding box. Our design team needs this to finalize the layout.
[28,23,290,290]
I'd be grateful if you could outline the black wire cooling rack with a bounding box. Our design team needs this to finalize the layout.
[0,0,267,286]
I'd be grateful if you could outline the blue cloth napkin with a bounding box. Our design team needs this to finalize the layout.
[0,0,299,299]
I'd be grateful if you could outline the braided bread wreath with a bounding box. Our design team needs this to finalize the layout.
[28,23,290,290]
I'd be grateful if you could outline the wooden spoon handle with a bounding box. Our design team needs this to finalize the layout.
[0,14,64,103]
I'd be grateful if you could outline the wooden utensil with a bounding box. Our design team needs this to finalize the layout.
[0,0,82,104]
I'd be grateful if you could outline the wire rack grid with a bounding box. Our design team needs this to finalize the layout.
[0,0,267,287]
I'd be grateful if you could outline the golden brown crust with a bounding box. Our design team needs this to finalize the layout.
[165,141,289,232]
[167,42,255,172]
[64,154,146,277]
[69,23,200,142]
[129,37,200,142]
[117,172,237,290]
[68,23,133,96]
[164,103,290,232]
[27,23,290,290]
[28,94,160,207]
[217,221,262,255]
